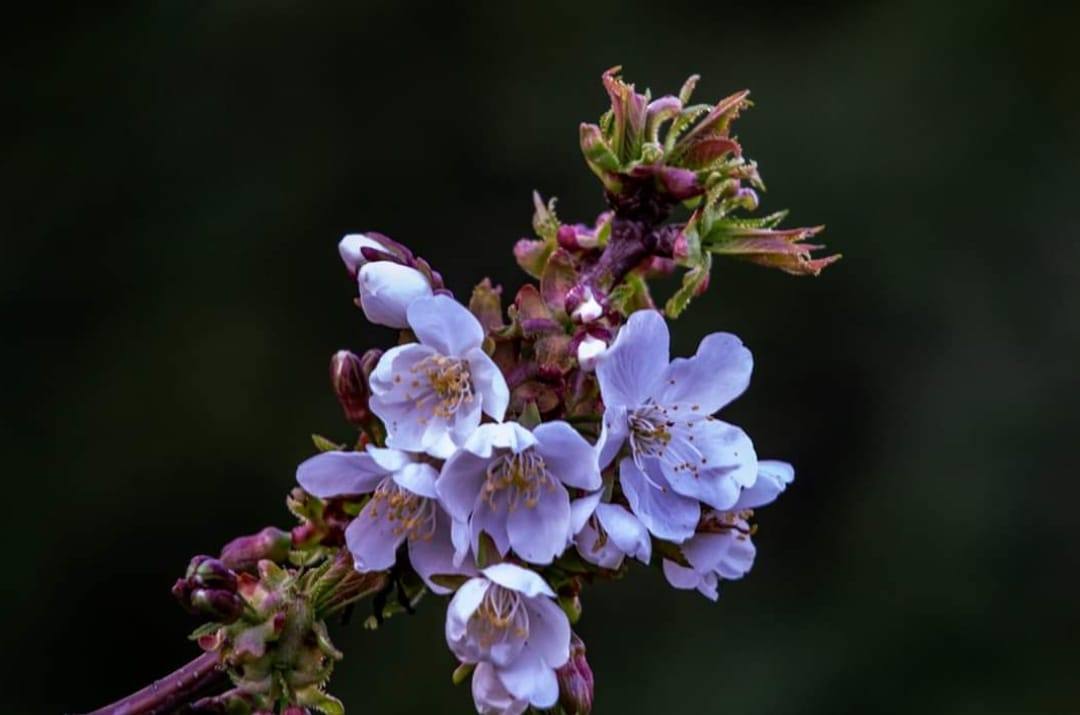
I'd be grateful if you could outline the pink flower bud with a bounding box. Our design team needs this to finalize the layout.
[219,526,292,573]
[329,349,373,424]
[557,633,594,714]
[190,557,238,592]
[190,588,244,623]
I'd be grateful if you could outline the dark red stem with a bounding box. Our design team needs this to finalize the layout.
[569,216,682,310]
[81,652,225,715]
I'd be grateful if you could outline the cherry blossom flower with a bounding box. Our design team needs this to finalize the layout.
[662,460,793,600]
[296,446,473,594]
[369,295,509,458]
[437,421,602,566]
[573,493,652,570]
[446,563,570,710]
[596,309,758,541]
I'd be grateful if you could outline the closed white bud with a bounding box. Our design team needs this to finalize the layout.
[571,289,603,324]
[576,335,607,371]
[357,262,433,328]
[338,233,388,274]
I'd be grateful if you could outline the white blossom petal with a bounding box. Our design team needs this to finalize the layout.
[472,663,528,715]
[596,405,629,470]
[595,502,651,564]
[466,347,510,422]
[734,460,794,510]
[595,309,670,408]
[407,294,485,357]
[391,461,439,499]
[495,646,559,708]
[462,422,537,458]
[569,491,603,537]
[368,343,434,396]
[366,446,412,473]
[358,262,433,328]
[338,233,385,273]
[522,596,571,668]
[446,577,492,662]
[619,458,700,542]
[714,534,756,580]
[471,490,512,559]
[451,517,471,568]
[296,451,387,498]
[437,450,493,522]
[652,332,753,413]
[410,509,477,595]
[652,418,756,511]
[421,416,461,459]
[575,518,626,569]
[482,563,556,598]
[662,559,703,591]
[532,421,602,491]
[506,482,572,565]
[345,494,407,572]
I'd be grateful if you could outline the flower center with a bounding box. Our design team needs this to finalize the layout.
[483,450,554,511]
[700,509,757,540]
[472,584,529,645]
[367,478,438,541]
[627,403,675,463]
[411,355,474,419]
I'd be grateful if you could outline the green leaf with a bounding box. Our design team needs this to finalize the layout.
[311,434,344,453]
[678,74,700,104]
[665,253,712,319]
[295,685,345,715]
[607,272,654,315]
[429,573,470,591]
[653,539,690,568]
[476,532,498,569]
[663,103,710,155]
[514,238,556,280]
[558,594,583,625]
[452,662,476,686]
[531,191,560,242]
[517,401,542,430]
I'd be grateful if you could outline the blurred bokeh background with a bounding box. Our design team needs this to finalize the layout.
[5,1,1078,712]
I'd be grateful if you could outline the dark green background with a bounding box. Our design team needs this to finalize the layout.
[5,2,1078,713]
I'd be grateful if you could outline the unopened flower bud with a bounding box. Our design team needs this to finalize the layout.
[733,187,759,212]
[337,233,387,276]
[329,349,371,424]
[191,557,238,592]
[357,261,433,328]
[220,526,292,573]
[576,335,607,372]
[191,588,245,623]
[557,633,594,714]
[571,287,603,324]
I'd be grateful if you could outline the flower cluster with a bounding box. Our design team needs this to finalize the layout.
[157,67,832,715]
[297,201,803,711]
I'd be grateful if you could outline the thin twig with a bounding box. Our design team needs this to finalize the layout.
[81,651,225,715]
